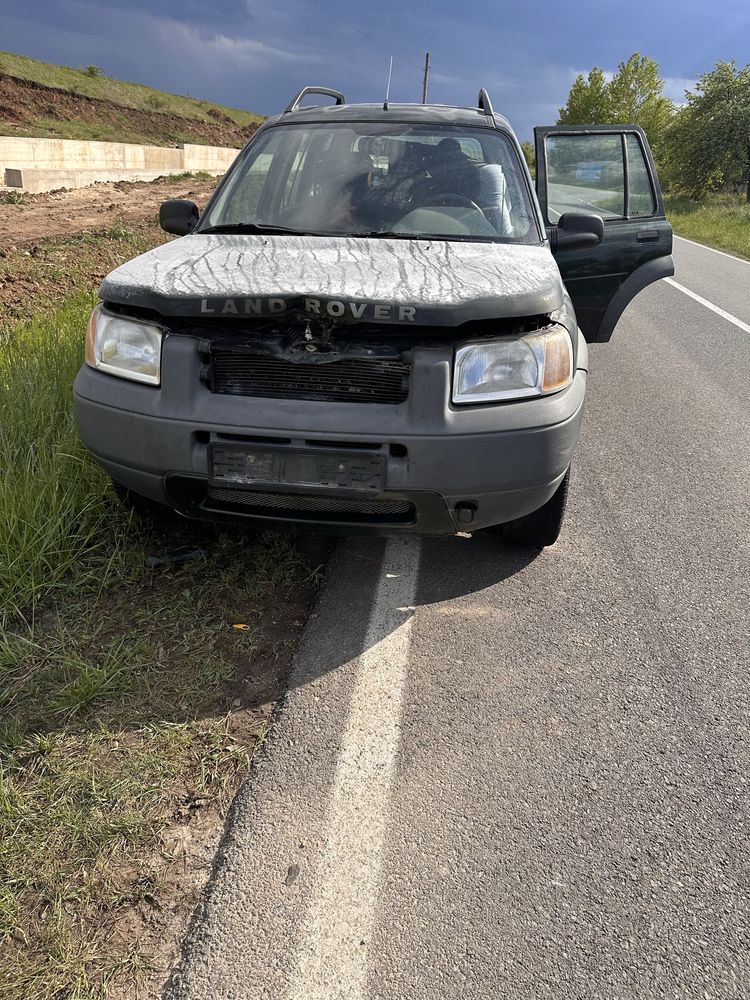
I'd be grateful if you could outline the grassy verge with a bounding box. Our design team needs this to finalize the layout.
[0,50,262,128]
[0,296,323,997]
[0,293,109,619]
[665,193,750,260]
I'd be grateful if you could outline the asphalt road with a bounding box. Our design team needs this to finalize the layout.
[164,235,750,1000]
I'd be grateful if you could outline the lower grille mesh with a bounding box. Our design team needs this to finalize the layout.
[210,352,410,404]
[205,486,415,521]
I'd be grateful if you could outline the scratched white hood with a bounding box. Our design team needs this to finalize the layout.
[99,233,563,325]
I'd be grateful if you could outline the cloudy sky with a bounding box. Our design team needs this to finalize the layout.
[3,0,749,138]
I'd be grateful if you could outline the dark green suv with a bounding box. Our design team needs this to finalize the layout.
[74,87,673,547]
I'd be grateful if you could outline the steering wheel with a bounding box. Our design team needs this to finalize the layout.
[432,193,483,213]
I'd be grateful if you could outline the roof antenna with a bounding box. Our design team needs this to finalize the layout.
[422,52,430,103]
[383,55,393,110]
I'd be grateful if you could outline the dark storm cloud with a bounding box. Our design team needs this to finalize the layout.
[2,0,749,137]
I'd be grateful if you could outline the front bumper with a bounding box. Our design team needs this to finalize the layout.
[73,331,587,535]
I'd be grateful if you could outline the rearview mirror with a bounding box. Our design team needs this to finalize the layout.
[159,199,199,236]
[553,212,604,252]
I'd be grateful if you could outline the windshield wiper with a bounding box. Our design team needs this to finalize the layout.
[351,230,426,240]
[352,230,489,242]
[199,223,314,236]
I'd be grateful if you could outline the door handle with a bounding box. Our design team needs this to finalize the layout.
[637,229,660,243]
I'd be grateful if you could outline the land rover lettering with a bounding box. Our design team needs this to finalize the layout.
[199,297,419,322]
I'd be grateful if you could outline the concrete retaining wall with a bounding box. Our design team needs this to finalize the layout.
[0,136,240,193]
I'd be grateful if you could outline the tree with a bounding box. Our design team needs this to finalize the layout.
[558,67,610,125]
[558,54,675,155]
[520,141,535,173]
[664,61,750,200]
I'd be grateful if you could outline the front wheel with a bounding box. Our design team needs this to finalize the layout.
[493,468,571,549]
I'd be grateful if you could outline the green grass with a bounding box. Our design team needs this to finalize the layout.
[0,293,110,622]
[0,50,263,129]
[161,170,213,183]
[5,116,243,149]
[0,295,317,997]
[0,529,306,997]
[665,193,750,260]
[5,117,194,147]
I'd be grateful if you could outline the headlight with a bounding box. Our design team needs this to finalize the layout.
[85,305,163,385]
[452,325,573,404]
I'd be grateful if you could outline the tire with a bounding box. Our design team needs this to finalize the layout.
[497,468,571,549]
[111,479,169,519]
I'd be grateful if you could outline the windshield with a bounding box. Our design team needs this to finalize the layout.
[201,122,540,243]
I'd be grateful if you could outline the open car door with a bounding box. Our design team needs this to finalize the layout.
[534,125,673,342]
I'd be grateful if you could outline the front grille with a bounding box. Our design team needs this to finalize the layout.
[210,351,410,404]
[205,486,415,523]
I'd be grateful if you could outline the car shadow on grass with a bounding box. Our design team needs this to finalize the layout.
[2,516,537,744]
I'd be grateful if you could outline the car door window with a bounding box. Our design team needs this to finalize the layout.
[545,134,625,221]
[626,133,656,217]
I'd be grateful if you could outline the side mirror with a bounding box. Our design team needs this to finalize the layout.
[553,212,604,252]
[159,199,199,236]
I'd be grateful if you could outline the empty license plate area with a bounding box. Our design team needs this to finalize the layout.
[210,445,386,491]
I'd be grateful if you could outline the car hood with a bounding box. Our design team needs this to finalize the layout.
[99,233,563,326]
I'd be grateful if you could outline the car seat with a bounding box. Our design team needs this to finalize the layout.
[477,163,514,236]
[422,137,481,204]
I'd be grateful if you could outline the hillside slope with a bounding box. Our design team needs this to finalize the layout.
[0,51,263,147]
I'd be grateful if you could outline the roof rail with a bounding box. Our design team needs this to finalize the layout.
[284,87,346,114]
[477,88,495,122]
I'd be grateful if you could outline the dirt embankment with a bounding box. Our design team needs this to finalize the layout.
[0,173,219,324]
[2,172,219,244]
[0,72,261,148]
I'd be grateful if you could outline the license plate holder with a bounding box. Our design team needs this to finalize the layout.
[210,445,386,491]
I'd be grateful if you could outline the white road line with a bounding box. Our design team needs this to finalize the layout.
[674,234,750,266]
[290,536,421,1000]
[664,277,750,335]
